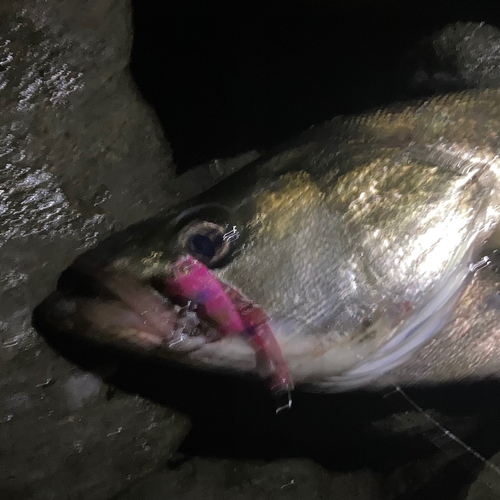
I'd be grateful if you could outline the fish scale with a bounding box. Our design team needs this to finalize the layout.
[181,88,500,384]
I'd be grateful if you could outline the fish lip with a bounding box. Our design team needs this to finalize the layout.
[66,263,224,351]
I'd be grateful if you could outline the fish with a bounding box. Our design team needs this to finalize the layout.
[38,82,500,410]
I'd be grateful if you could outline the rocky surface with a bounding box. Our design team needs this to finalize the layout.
[0,1,190,498]
[466,451,500,500]
[117,457,381,500]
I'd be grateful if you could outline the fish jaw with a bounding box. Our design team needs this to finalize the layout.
[75,269,212,353]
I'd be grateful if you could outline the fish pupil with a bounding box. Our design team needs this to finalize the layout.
[189,233,218,259]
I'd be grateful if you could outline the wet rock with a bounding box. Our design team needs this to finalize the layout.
[63,372,103,411]
[117,457,381,500]
[1,358,190,500]
[0,0,190,498]
[465,451,500,500]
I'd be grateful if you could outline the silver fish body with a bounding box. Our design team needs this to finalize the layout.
[46,87,500,392]
[178,88,500,390]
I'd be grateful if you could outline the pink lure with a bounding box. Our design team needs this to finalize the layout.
[165,256,245,335]
[165,255,294,405]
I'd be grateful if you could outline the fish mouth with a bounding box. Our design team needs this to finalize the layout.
[43,256,292,405]
[35,260,219,360]
[64,262,226,354]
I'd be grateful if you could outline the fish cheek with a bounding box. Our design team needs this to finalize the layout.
[352,299,414,346]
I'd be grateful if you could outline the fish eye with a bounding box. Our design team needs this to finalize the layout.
[188,232,221,260]
[177,220,238,267]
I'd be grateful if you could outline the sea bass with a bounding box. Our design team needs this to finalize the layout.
[39,84,500,405]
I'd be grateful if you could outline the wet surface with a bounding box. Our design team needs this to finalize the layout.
[0,1,188,498]
[117,457,381,500]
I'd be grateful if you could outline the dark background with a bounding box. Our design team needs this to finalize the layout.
[130,0,500,172]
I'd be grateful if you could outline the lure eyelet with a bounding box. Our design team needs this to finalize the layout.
[179,264,191,275]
